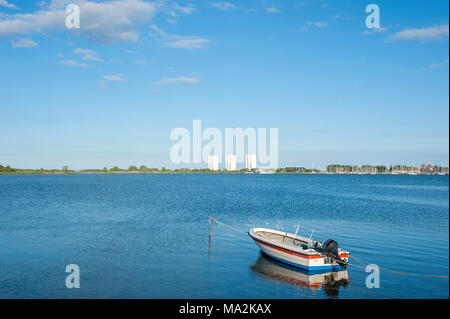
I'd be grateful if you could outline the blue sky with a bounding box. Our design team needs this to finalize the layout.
[0,0,448,169]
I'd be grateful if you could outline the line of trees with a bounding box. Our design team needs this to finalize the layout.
[1,164,242,174]
[81,166,226,173]
[276,166,319,173]
[0,165,16,173]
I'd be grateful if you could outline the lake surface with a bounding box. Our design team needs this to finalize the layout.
[0,174,448,298]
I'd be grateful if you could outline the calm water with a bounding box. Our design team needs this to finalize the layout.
[0,174,448,298]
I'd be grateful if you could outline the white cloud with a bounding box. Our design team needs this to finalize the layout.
[74,48,103,61]
[73,48,95,55]
[0,0,157,43]
[427,59,449,69]
[134,59,155,65]
[212,2,237,11]
[0,7,62,37]
[102,74,125,82]
[389,24,449,42]
[266,7,280,13]
[172,3,194,15]
[312,21,327,28]
[363,26,387,35]
[332,15,349,21]
[0,0,17,9]
[150,24,210,50]
[166,38,210,49]
[306,21,328,29]
[60,59,90,67]
[156,76,198,85]
[166,10,177,17]
[99,73,125,90]
[81,54,103,61]
[11,37,38,48]
[163,3,195,17]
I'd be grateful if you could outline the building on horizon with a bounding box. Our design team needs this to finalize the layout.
[245,154,257,170]
[208,156,219,171]
[225,155,237,171]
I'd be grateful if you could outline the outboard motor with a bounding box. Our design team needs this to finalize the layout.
[323,239,347,267]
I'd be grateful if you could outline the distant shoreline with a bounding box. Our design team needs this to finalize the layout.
[2,164,448,176]
[0,171,448,176]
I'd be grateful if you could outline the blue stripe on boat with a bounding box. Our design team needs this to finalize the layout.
[262,251,344,273]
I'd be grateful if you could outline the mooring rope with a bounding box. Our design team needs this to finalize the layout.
[209,215,449,279]
[349,254,449,278]
[209,215,248,233]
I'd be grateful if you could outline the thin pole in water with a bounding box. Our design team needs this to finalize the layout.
[295,224,300,237]
[208,215,211,259]
[209,215,211,236]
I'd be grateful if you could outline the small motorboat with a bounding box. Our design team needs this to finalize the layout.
[249,227,350,272]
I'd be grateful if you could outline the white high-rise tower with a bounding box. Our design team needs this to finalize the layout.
[225,155,237,171]
[245,154,257,170]
[207,156,219,171]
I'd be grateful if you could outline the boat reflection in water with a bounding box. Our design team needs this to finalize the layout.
[251,253,350,297]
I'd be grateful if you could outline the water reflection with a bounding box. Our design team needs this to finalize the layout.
[251,253,350,298]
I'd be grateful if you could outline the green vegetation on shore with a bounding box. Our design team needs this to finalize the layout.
[0,164,255,175]
[276,167,320,173]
